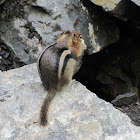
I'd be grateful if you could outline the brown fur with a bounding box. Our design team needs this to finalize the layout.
[37,30,86,126]
[39,90,56,126]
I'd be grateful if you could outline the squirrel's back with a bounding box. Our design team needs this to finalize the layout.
[38,42,77,91]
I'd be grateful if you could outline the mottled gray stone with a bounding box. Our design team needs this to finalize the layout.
[30,0,93,49]
[0,20,37,64]
[0,0,120,60]
[29,0,119,53]
[0,64,140,140]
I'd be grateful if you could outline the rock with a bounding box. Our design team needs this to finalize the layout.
[0,0,93,60]
[0,0,6,5]
[120,104,140,126]
[0,64,40,97]
[0,0,120,62]
[90,0,129,20]
[28,0,118,53]
[90,0,122,11]
[111,93,138,106]
[0,20,38,64]
[131,0,140,6]
[31,0,120,53]
[0,63,140,139]
[27,0,93,51]
[0,40,25,71]
[82,1,120,53]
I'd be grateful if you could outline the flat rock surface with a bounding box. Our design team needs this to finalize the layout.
[0,64,140,140]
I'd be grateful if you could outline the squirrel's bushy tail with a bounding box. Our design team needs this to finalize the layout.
[39,90,56,126]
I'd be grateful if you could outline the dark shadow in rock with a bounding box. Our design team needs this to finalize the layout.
[0,40,25,71]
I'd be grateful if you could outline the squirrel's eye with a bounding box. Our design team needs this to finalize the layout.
[80,35,82,39]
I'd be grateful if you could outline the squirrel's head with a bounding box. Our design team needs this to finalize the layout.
[57,30,87,57]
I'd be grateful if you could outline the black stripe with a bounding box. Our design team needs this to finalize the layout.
[61,54,73,76]
[56,48,68,74]
[38,43,56,68]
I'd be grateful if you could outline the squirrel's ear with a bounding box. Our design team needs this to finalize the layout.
[64,30,71,34]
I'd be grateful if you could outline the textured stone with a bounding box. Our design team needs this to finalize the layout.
[30,0,93,50]
[0,0,120,62]
[0,20,38,64]
[30,0,119,53]
[0,63,140,140]
[111,93,138,106]
[0,64,40,97]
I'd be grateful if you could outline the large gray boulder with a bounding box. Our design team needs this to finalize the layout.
[0,64,140,140]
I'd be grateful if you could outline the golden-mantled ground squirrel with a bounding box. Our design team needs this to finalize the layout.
[37,30,87,126]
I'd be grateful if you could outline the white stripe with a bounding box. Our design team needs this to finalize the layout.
[58,50,71,79]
